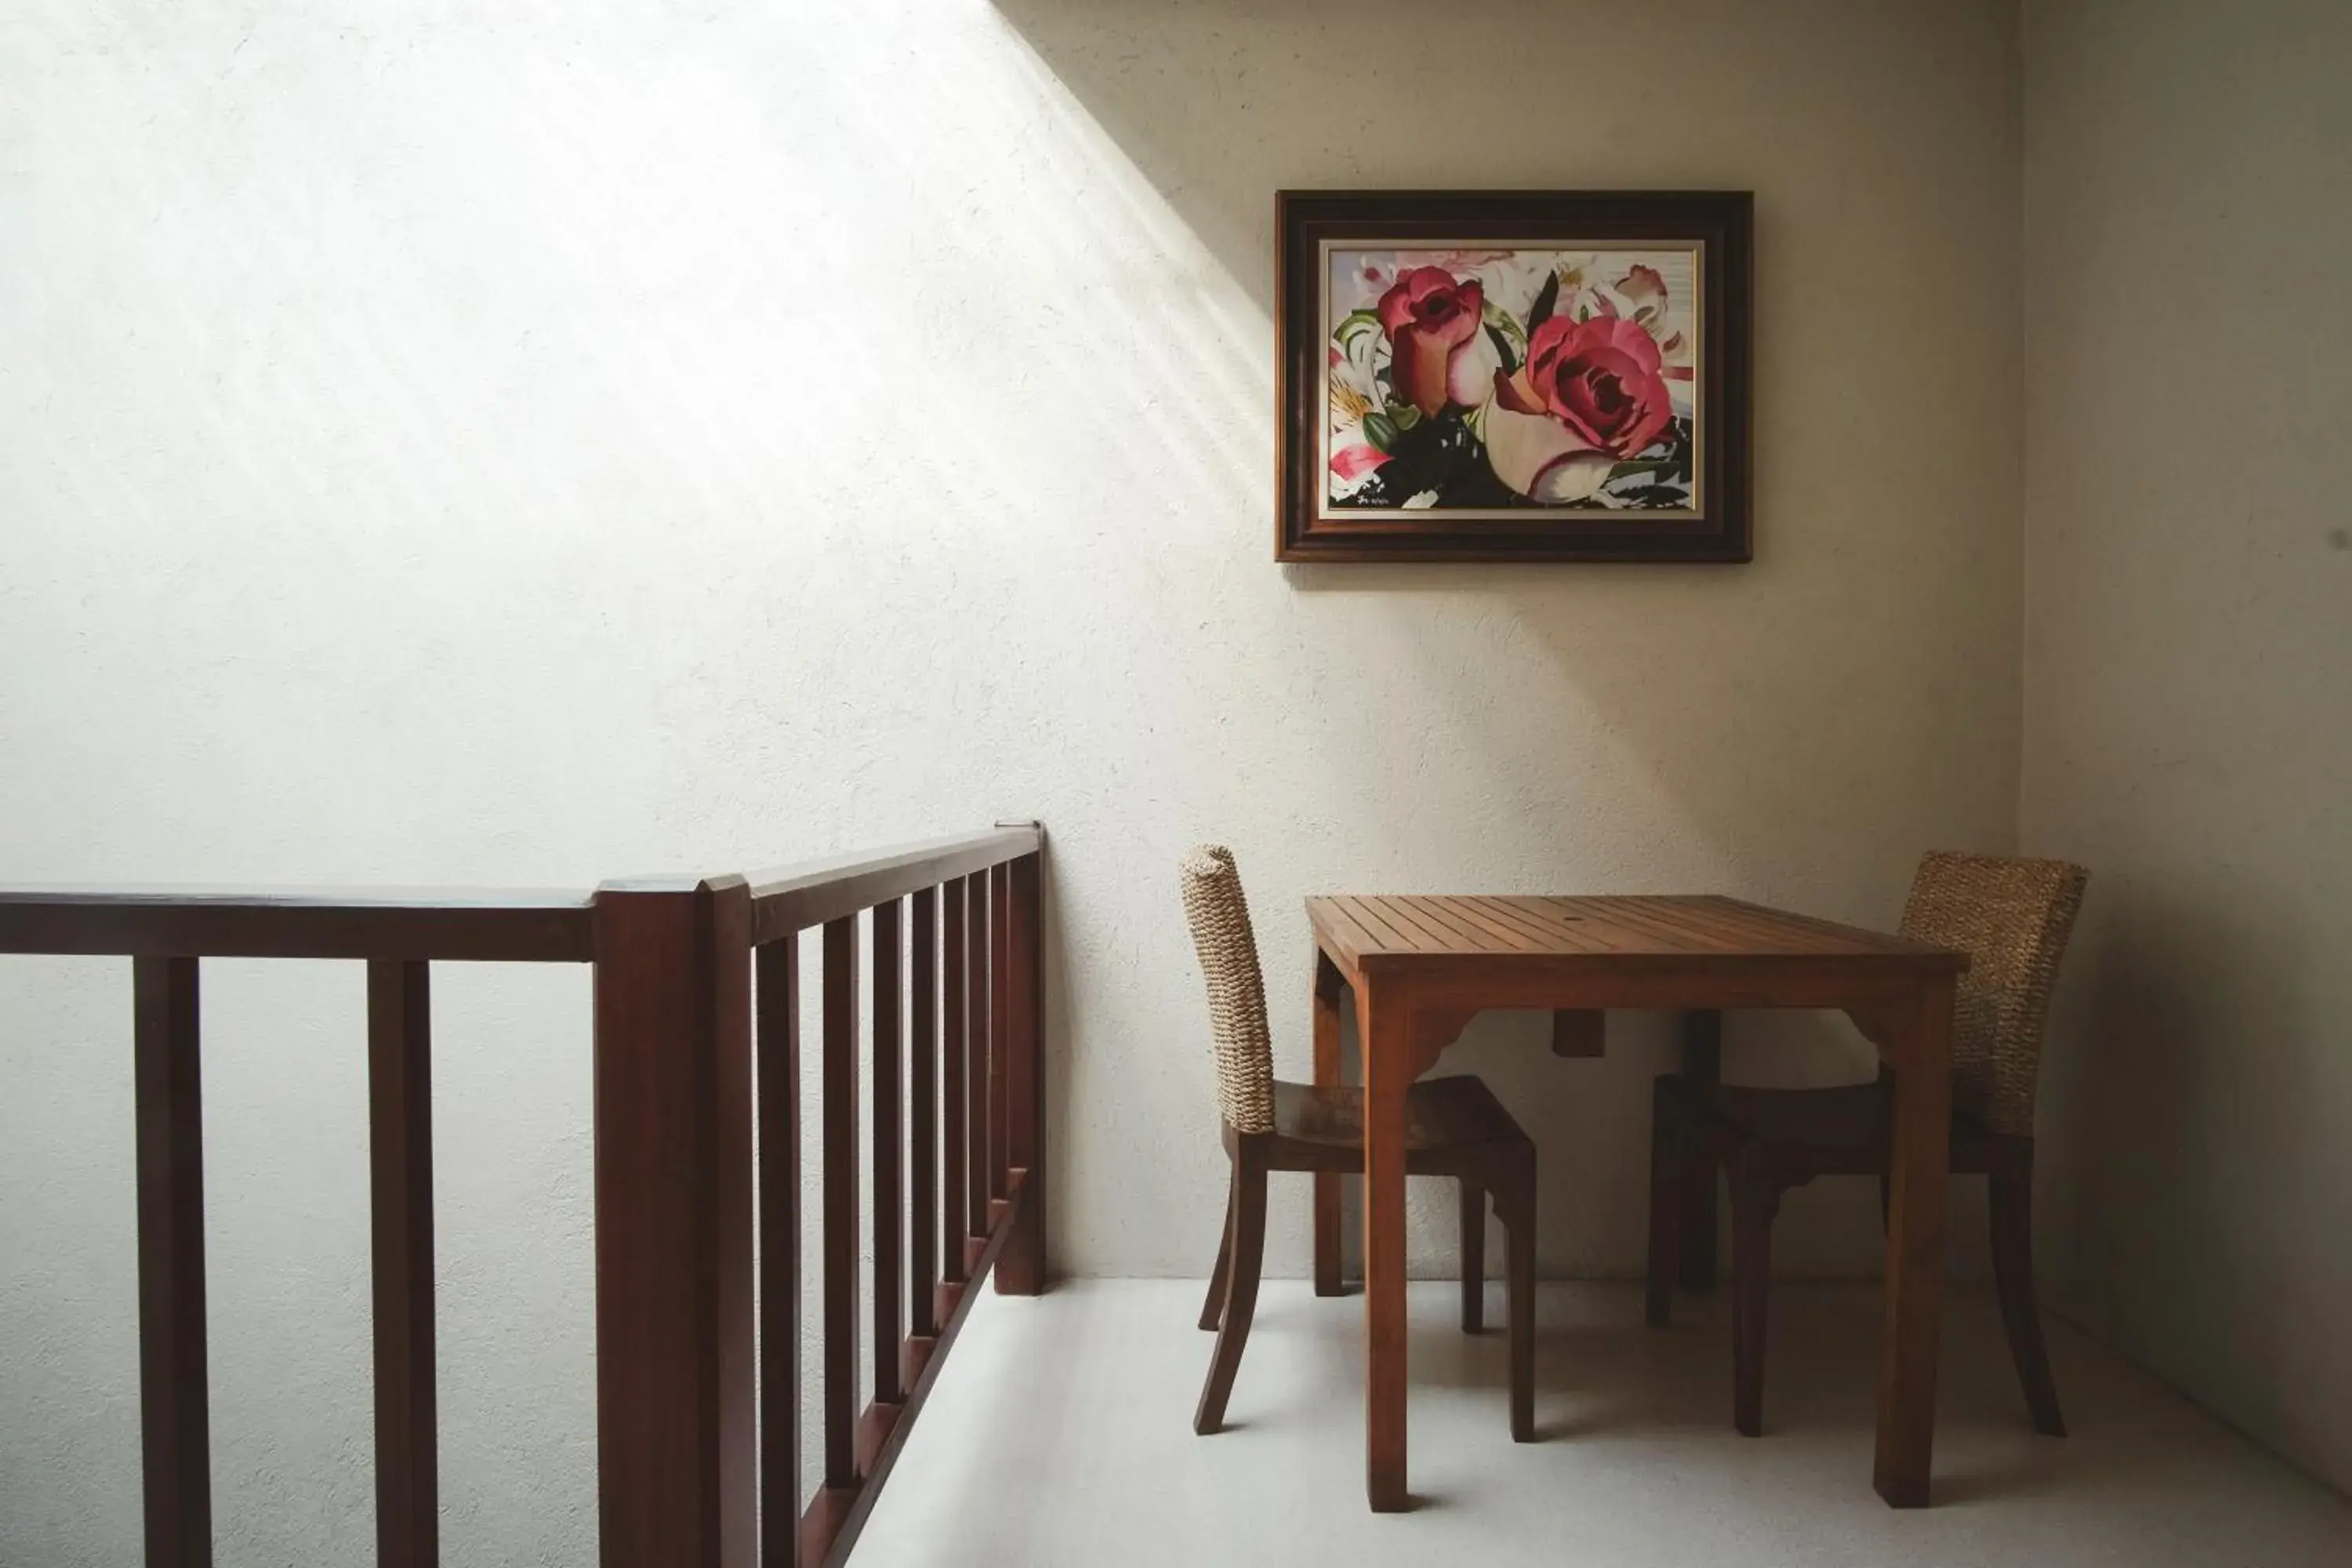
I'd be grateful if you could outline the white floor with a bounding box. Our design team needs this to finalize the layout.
[853,1279,2350,1566]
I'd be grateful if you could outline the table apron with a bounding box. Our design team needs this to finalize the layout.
[1322,949,1947,1076]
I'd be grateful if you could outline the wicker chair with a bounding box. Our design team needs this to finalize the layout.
[1645,851,2089,1438]
[1179,845,1537,1439]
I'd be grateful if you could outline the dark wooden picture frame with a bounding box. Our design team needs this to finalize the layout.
[1276,190,1752,563]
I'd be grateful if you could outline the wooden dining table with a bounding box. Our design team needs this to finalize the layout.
[1304,894,1967,1512]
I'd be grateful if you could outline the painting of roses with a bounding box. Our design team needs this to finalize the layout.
[1278,192,1751,562]
[1328,248,1697,512]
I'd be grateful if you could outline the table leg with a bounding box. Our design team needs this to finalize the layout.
[1360,985,1411,1512]
[1874,975,1955,1508]
[1679,1010,1722,1290]
[1312,952,1345,1298]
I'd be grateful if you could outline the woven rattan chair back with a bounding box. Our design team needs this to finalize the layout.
[1179,844,1277,1135]
[1897,851,2089,1137]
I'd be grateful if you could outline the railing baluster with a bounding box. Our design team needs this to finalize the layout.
[997,851,1045,1295]
[368,959,437,1567]
[870,899,905,1416]
[963,876,989,1263]
[820,916,860,1493]
[988,864,1010,1213]
[134,955,212,1568]
[756,938,801,1568]
[940,880,967,1292]
[908,888,938,1344]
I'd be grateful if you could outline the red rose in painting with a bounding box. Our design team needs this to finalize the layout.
[1522,314,1675,457]
[1377,267,1490,416]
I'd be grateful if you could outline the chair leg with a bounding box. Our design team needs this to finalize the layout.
[1679,1135,1719,1291]
[1193,1147,1268,1435]
[1729,1170,1780,1437]
[1460,1178,1486,1334]
[1198,1163,1236,1331]
[1505,1153,1536,1443]
[1645,1081,1682,1327]
[1989,1166,2067,1437]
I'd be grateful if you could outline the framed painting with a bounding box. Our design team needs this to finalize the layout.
[1276,190,1752,563]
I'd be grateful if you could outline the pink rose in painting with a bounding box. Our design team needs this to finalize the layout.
[1482,394,1614,503]
[1483,314,1679,503]
[1523,314,1676,457]
[1377,267,1494,416]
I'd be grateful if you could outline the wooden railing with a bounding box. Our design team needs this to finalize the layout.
[0,822,1047,1568]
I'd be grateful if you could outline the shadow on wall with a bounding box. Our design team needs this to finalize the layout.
[996,0,1821,317]
[2038,879,2335,1461]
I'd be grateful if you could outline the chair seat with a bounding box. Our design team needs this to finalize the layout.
[1270,1076,1530,1155]
[1658,1075,2016,1175]
[1201,1073,1536,1441]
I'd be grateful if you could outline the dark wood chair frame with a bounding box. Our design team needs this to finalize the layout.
[1646,1074,2064,1439]
[1196,1079,1535,1443]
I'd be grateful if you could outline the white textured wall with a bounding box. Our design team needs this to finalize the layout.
[0,1,2024,1560]
[2023,0,2352,1494]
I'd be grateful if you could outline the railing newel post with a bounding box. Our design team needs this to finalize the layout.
[997,844,1047,1295]
[988,864,1010,1214]
[590,874,755,1568]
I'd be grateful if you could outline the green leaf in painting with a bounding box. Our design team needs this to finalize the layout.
[1390,403,1421,430]
[1362,410,1399,452]
[1334,308,1384,346]
[1484,323,1518,376]
[1606,458,1676,481]
[1481,299,1526,344]
[1526,270,1561,333]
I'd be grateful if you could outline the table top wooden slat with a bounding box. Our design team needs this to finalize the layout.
[1452,895,1571,949]
[1331,895,1423,953]
[1381,896,1484,951]
[1496,896,1642,953]
[1566,895,1724,954]
[1523,896,1679,954]
[1306,894,1961,972]
[1628,896,1807,953]
[1620,895,1806,952]
[1407,895,1541,951]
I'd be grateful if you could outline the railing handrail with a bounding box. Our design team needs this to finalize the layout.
[746,822,1042,942]
[0,819,1049,962]
[0,885,594,962]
